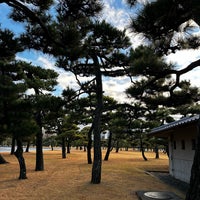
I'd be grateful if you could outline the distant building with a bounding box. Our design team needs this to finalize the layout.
[101,130,109,140]
[150,115,200,183]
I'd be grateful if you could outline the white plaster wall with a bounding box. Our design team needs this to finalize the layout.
[169,125,197,183]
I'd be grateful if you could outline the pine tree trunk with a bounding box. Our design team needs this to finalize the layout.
[14,139,27,179]
[25,141,30,152]
[84,146,86,151]
[10,136,15,155]
[91,126,102,184]
[67,142,70,153]
[140,137,147,161]
[51,143,54,151]
[87,124,93,164]
[0,154,8,164]
[155,145,159,159]
[141,148,147,161]
[104,131,112,161]
[91,57,103,184]
[87,147,92,164]
[116,141,119,153]
[62,137,66,158]
[35,123,44,171]
[185,122,200,200]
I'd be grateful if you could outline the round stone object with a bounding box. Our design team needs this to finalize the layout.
[144,191,172,199]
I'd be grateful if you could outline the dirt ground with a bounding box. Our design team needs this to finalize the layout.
[0,149,185,200]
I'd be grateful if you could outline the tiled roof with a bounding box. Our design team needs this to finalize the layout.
[150,115,200,135]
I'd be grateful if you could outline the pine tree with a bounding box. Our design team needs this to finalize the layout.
[0,28,39,178]
[127,1,200,198]
[57,20,131,183]
[18,62,58,171]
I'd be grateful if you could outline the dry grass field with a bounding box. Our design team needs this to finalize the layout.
[0,149,185,200]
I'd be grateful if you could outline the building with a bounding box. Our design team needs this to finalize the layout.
[150,115,200,183]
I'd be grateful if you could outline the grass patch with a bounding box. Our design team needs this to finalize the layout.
[0,149,184,200]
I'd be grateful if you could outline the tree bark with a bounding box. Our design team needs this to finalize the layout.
[35,112,44,171]
[87,124,93,164]
[91,56,103,184]
[185,121,200,200]
[51,143,54,151]
[0,154,8,164]
[140,137,147,161]
[104,131,112,161]
[14,139,27,179]
[141,148,147,161]
[25,140,30,152]
[155,145,159,159]
[115,140,119,153]
[62,137,66,158]
[67,141,70,153]
[10,136,15,155]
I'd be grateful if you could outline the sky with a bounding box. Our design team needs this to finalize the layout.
[0,1,200,103]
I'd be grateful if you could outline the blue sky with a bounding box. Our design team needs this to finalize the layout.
[0,4,25,35]
[1,1,200,102]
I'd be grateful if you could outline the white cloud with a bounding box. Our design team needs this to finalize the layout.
[36,56,81,92]
[101,0,131,30]
[103,76,132,103]
[26,88,35,95]
[165,49,200,87]
[37,56,56,70]
[165,49,200,69]
[57,71,78,90]
[181,69,200,87]
[101,0,144,48]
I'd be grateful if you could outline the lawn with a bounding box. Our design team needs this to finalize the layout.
[0,149,185,200]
